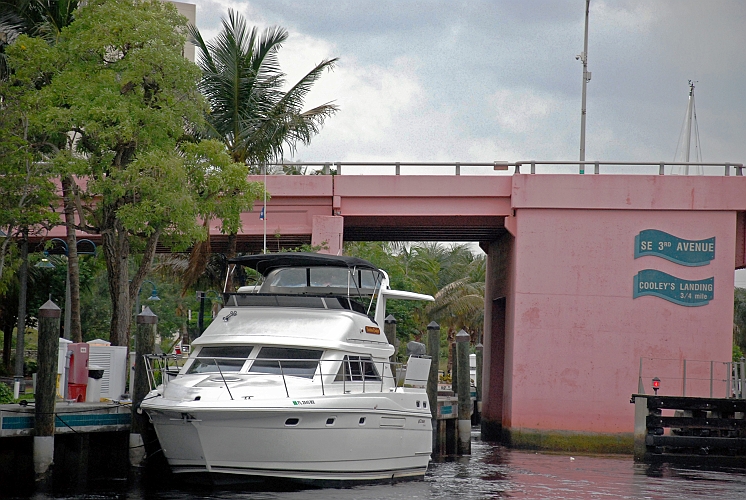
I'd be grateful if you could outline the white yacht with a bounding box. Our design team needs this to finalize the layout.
[141,253,434,485]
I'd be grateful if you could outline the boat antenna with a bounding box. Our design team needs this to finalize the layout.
[223,264,235,293]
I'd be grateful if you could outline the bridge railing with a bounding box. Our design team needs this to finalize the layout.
[510,161,744,176]
[261,161,743,176]
[637,356,746,399]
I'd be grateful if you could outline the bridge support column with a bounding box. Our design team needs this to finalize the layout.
[312,215,344,255]
[481,234,514,442]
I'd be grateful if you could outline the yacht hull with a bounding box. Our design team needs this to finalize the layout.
[146,400,432,483]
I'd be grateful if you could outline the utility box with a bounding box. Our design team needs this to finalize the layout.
[67,343,90,384]
[56,338,73,398]
[88,341,128,400]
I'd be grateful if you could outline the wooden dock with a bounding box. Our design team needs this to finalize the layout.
[632,394,746,464]
[0,401,131,437]
[0,402,131,495]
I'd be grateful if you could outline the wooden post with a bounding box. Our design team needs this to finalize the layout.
[475,342,483,421]
[131,306,157,466]
[426,322,440,419]
[451,342,458,393]
[35,299,60,480]
[384,314,397,360]
[456,329,471,454]
[633,395,649,461]
[426,321,440,453]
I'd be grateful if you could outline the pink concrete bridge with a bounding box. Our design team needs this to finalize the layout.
[42,161,746,449]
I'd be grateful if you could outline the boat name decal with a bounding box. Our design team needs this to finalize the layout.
[365,326,381,334]
[633,269,713,306]
[292,400,315,405]
[634,229,715,266]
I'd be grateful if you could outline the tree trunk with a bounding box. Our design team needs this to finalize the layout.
[1,312,16,372]
[14,230,28,379]
[62,175,82,342]
[102,215,162,348]
[103,220,131,347]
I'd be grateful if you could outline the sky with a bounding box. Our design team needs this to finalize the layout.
[185,0,746,281]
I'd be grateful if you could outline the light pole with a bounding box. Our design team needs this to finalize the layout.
[35,238,96,340]
[577,0,591,172]
[134,280,161,319]
[196,290,222,336]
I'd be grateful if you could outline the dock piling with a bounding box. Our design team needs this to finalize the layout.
[456,330,471,454]
[34,299,61,482]
[426,321,440,451]
[475,342,483,423]
[131,307,157,467]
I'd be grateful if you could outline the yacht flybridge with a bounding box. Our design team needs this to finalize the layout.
[141,253,435,484]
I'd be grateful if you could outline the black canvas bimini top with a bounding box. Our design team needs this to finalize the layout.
[228,252,379,276]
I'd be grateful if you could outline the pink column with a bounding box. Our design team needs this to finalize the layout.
[312,215,344,255]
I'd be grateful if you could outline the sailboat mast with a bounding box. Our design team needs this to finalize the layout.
[683,81,695,174]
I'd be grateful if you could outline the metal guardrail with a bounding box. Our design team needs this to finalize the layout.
[144,354,405,400]
[258,161,743,176]
[638,356,746,399]
[510,161,744,176]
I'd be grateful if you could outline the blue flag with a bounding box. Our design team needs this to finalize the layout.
[260,206,265,220]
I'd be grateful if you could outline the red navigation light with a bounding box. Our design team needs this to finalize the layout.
[652,377,661,395]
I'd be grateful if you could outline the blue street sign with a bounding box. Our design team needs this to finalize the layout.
[633,269,714,307]
[634,229,714,266]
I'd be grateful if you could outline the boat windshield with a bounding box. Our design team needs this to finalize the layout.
[187,346,253,374]
[258,266,382,296]
[248,347,323,379]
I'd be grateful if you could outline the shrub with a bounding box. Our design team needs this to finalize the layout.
[0,382,14,404]
[24,360,38,375]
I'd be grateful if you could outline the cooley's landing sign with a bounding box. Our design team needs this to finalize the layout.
[633,229,715,307]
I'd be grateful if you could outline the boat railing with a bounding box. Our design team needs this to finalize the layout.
[143,353,187,391]
[144,354,413,399]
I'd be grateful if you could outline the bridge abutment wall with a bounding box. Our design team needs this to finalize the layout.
[482,174,746,452]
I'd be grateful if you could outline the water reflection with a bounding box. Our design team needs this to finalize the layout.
[14,432,746,500]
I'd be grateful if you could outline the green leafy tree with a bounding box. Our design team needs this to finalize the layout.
[1,1,82,341]
[5,0,262,347]
[345,242,485,367]
[0,88,58,286]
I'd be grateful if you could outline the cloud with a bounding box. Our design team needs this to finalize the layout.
[187,0,746,172]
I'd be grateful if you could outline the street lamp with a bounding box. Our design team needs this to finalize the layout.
[134,280,160,318]
[35,238,96,340]
[196,290,222,336]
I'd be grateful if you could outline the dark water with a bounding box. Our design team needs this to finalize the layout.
[24,433,746,500]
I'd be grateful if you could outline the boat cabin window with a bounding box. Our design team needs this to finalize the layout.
[186,346,253,374]
[335,355,381,382]
[248,347,323,379]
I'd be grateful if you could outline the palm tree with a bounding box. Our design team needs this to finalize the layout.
[188,10,338,166]
[183,11,338,290]
[1,1,78,79]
